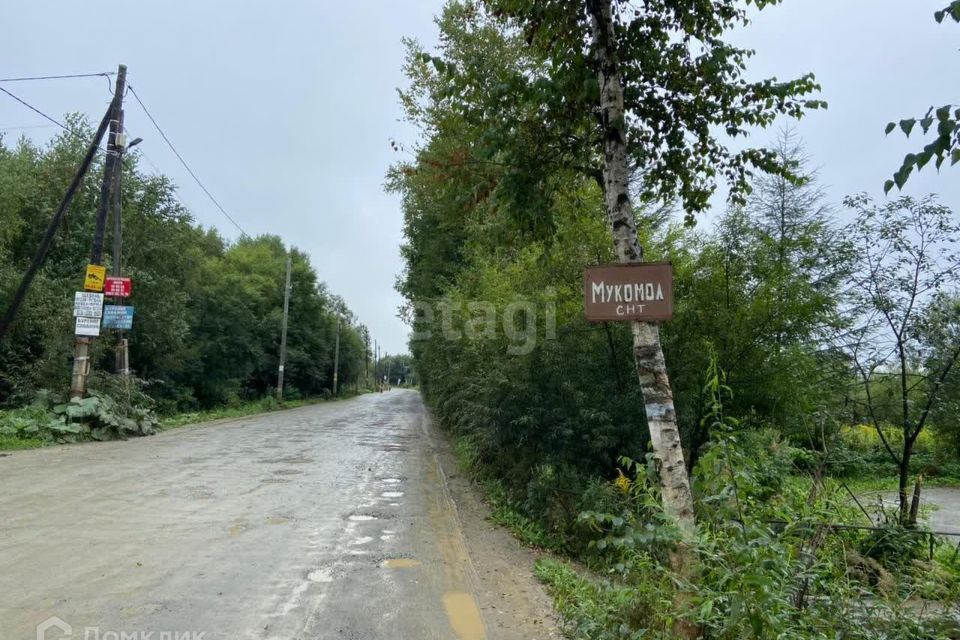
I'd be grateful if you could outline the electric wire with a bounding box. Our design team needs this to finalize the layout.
[0,75,248,238]
[0,85,110,153]
[127,84,249,238]
[0,124,58,132]
[0,86,71,132]
[0,72,115,82]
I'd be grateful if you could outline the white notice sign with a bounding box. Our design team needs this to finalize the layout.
[75,316,101,337]
[73,292,104,318]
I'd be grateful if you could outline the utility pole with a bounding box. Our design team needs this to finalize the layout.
[112,106,130,376]
[276,252,292,403]
[364,332,369,386]
[70,63,126,398]
[332,315,341,396]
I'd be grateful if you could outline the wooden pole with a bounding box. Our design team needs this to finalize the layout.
[71,63,126,398]
[276,252,292,403]
[112,106,129,375]
[332,315,341,395]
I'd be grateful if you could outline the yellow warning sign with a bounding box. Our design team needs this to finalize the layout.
[83,264,106,292]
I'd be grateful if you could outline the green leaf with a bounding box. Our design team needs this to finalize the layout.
[893,167,909,190]
[952,149,960,166]
[884,122,896,135]
[899,119,916,136]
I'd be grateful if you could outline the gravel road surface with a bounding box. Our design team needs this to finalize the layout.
[0,390,558,640]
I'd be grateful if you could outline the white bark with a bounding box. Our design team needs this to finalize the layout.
[586,0,696,538]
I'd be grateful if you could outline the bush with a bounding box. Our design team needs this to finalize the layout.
[0,405,78,444]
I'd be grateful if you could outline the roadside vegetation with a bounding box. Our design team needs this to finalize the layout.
[0,118,372,448]
[395,2,960,638]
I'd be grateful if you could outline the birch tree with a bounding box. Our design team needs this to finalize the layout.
[471,0,822,526]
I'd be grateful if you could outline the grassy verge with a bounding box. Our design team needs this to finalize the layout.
[159,389,369,430]
[0,434,46,451]
[535,557,653,640]
[451,434,566,551]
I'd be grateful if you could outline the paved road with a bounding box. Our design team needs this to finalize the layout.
[0,390,546,640]
[865,487,960,535]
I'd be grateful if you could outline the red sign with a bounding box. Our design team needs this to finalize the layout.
[583,263,673,322]
[104,276,132,298]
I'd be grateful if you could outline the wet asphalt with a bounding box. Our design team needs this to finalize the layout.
[0,390,492,640]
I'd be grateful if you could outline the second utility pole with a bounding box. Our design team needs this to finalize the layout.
[332,315,341,396]
[276,252,292,403]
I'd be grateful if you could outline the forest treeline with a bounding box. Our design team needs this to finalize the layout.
[393,2,960,638]
[0,116,369,416]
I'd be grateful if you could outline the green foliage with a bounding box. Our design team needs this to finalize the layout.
[884,4,960,190]
[536,556,674,640]
[538,380,960,639]
[433,0,824,223]
[0,122,372,417]
[53,392,157,441]
[394,2,960,637]
[0,405,75,444]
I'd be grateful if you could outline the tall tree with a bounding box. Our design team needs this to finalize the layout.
[842,194,960,524]
[472,0,821,546]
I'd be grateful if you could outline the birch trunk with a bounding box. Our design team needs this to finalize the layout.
[586,0,696,540]
[586,2,698,635]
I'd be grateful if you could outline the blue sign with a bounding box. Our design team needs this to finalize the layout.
[102,305,134,330]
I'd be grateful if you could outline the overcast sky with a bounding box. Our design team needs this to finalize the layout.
[1,1,957,354]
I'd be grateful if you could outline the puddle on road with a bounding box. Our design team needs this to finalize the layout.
[382,558,421,568]
[351,536,374,545]
[443,592,486,640]
[382,491,404,498]
[381,478,402,484]
[348,514,377,521]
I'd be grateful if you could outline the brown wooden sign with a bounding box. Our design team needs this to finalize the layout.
[583,263,673,322]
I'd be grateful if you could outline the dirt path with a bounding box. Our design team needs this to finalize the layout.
[426,419,561,640]
[0,390,558,640]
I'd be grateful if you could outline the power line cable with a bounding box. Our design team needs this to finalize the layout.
[0,72,115,82]
[0,124,58,132]
[0,85,109,152]
[0,86,70,132]
[0,77,248,239]
[127,84,249,238]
